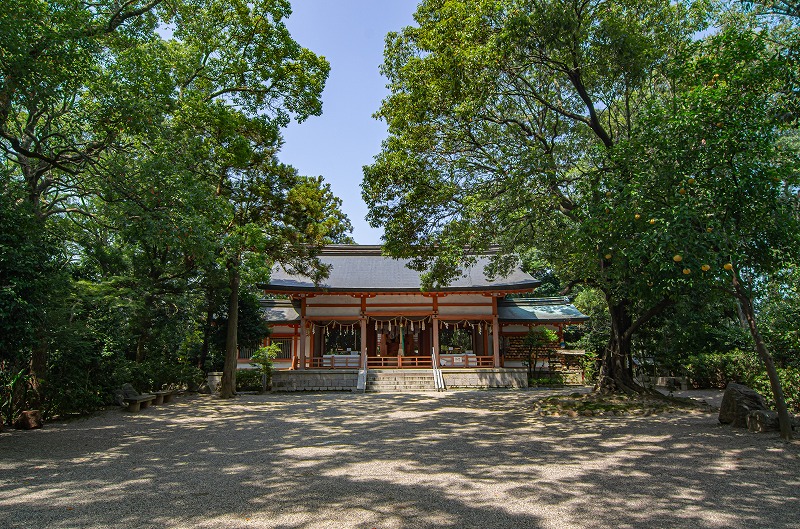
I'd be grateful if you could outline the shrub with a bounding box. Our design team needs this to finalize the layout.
[530,374,565,387]
[684,349,800,413]
[580,351,599,384]
[236,369,263,392]
[683,349,759,389]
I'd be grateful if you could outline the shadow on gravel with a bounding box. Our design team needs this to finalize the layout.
[1,390,797,528]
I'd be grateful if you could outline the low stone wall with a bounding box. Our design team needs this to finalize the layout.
[442,368,528,389]
[272,370,359,392]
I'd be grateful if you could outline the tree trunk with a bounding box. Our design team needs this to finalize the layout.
[732,272,792,441]
[197,302,214,370]
[28,336,48,409]
[597,299,642,394]
[219,263,240,399]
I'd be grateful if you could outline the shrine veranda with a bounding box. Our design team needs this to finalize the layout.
[241,246,589,390]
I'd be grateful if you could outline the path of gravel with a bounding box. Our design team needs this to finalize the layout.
[1,389,798,529]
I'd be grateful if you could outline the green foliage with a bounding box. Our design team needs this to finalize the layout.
[364,1,798,402]
[0,185,64,365]
[580,351,599,384]
[570,289,610,357]
[684,349,800,412]
[250,343,279,392]
[524,327,558,348]
[212,290,271,352]
[0,0,351,414]
[235,369,265,392]
[0,369,29,426]
[530,374,565,387]
[684,349,759,388]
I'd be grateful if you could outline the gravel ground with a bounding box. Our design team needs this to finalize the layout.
[1,389,798,529]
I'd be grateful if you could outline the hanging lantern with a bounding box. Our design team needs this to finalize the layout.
[422,321,426,331]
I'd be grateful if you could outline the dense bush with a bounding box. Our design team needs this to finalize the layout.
[112,359,205,394]
[684,349,800,413]
[236,369,263,392]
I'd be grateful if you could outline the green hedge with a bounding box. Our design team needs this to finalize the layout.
[684,349,800,412]
[236,369,264,392]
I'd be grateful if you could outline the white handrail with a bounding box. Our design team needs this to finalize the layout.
[431,350,445,391]
[357,351,368,392]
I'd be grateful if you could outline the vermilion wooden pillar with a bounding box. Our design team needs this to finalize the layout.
[492,296,501,367]
[360,318,368,369]
[298,298,307,370]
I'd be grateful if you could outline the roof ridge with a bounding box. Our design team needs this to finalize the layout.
[502,296,572,304]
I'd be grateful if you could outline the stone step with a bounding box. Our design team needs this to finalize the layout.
[367,376,434,382]
[368,381,433,386]
[366,386,435,392]
[368,379,433,385]
[366,389,437,393]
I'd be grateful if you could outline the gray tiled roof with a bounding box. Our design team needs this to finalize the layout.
[260,299,300,323]
[498,297,590,323]
[266,245,539,293]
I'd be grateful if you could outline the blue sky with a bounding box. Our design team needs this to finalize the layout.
[279,1,419,245]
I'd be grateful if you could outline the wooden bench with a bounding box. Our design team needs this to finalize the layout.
[124,394,156,412]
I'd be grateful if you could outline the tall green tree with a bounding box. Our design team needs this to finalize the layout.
[1,0,348,413]
[616,16,800,438]
[363,0,707,392]
[217,161,352,398]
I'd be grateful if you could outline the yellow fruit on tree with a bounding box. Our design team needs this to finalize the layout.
[635,214,641,220]
[701,264,711,271]
[673,254,683,262]
[679,188,686,195]
[724,263,733,271]
[604,254,612,260]
[706,227,713,233]
[688,178,696,185]
[683,268,691,275]
[649,218,656,224]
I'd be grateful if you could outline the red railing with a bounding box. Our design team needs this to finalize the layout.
[305,355,362,369]
[367,356,433,369]
[438,355,495,368]
[295,354,497,369]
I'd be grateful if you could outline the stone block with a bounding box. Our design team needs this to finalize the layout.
[719,382,768,428]
[747,410,780,433]
[13,410,43,430]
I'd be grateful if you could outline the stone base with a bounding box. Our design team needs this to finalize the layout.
[272,368,529,391]
[272,370,359,392]
[442,368,528,389]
